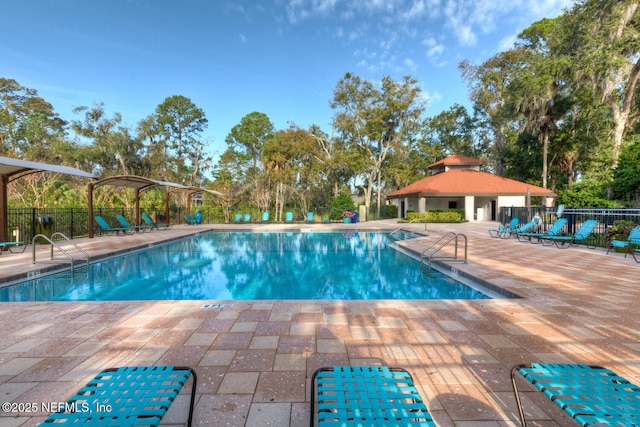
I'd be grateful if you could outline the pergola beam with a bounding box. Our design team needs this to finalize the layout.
[0,157,96,243]
[87,176,222,238]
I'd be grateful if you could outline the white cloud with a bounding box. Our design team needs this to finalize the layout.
[281,0,575,80]
[284,0,339,23]
[456,25,477,46]
[417,89,435,109]
[498,34,518,51]
[434,0,572,49]
[424,90,442,107]
[425,0,442,18]
[442,2,478,46]
[283,0,435,24]
[404,58,418,72]
[348,30,360,41]
[422,37,437,47]
[422,35,446,60]
[399,0,428,21]
[223,3,246,16]
[426,44,445,58]
[524,0,573,18]
[316,0,339,13]
[379,32,398,51]
[490,0,573,52]
[281,0,573,42]
[285,0,309,24]
[354,48,378,60]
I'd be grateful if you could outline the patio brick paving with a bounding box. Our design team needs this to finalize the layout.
[0,219,637,426]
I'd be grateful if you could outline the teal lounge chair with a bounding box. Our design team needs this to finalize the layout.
[42,366,197,427]
[243,213,251,223]
[184,214,197,225]
[95,215,130,235]
[285,211,293,223]
[0,241,26,255]
[633,247,640,263]
[234,213,242,223]
[116,214,151,232]
[306,211,314,223]
[517,218,567,243]
[311,366,435,426]
[489,217,520,238]
[511,363,640,427]
[607,225,640,257]
[261,212,270,222]
[511,221,537,236]
[141,213,171,229]
[541,219,598,248]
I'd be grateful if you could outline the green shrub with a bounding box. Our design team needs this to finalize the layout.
[329,190,355,220]
[406,210,464,223]
[604,220,637,243]
[558,179,620,208]
[387,204,397,218]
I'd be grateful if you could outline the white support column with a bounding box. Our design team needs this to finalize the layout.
[418,197,426,213]
[465,196,475,221]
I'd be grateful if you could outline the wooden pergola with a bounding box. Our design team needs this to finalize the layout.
[0,156,96,242]
[87,176,222,237]
[167,185,223,217]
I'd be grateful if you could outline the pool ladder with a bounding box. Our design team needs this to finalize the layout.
[420,232,467,275]
[32,232,89,271]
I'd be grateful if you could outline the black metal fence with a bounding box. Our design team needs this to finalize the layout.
[9,204,638,246]
[498,206,640,247]
[7,205,382,244]
[7,206,208,244]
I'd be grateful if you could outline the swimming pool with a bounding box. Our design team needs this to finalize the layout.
[0,231,490,301]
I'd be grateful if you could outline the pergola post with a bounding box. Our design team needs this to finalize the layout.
[88,182,94,238]
[165,190,170,224]
[0,176,8,242]
[135,188,140,226]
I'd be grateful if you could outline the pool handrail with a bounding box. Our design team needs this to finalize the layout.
[390,218,426,236]
[32,231,89,270]
[421,232,467,275]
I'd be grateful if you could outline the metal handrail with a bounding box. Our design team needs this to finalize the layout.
[32,232,89,270]
[420,232,467,275]
[390,218,427,236]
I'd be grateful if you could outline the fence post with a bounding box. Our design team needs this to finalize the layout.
[70,208,74,239]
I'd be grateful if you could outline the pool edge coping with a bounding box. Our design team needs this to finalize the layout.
[0,228,520,301]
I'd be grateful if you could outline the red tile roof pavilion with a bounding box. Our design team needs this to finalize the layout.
[387,154,554,198]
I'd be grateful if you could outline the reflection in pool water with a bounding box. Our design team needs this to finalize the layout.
[0,231,489,301]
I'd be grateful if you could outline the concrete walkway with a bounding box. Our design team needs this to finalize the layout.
[0,220,637,426]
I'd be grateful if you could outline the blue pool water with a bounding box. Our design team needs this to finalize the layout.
[0,231,489,301]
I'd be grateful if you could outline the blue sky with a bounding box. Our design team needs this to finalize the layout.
[3,0,573,161]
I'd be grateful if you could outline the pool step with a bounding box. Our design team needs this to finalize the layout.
[36,264,89,289]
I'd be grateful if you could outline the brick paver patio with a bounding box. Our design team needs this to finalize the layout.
[0,220,637,426]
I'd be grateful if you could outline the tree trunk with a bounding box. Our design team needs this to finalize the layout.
[376,172,382,216]
[567,159,574,189]
[363,170,374,211]
[602,4,640,167]
[540,122,549,189]
[610,102,629,168]
[494,125,505,176]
